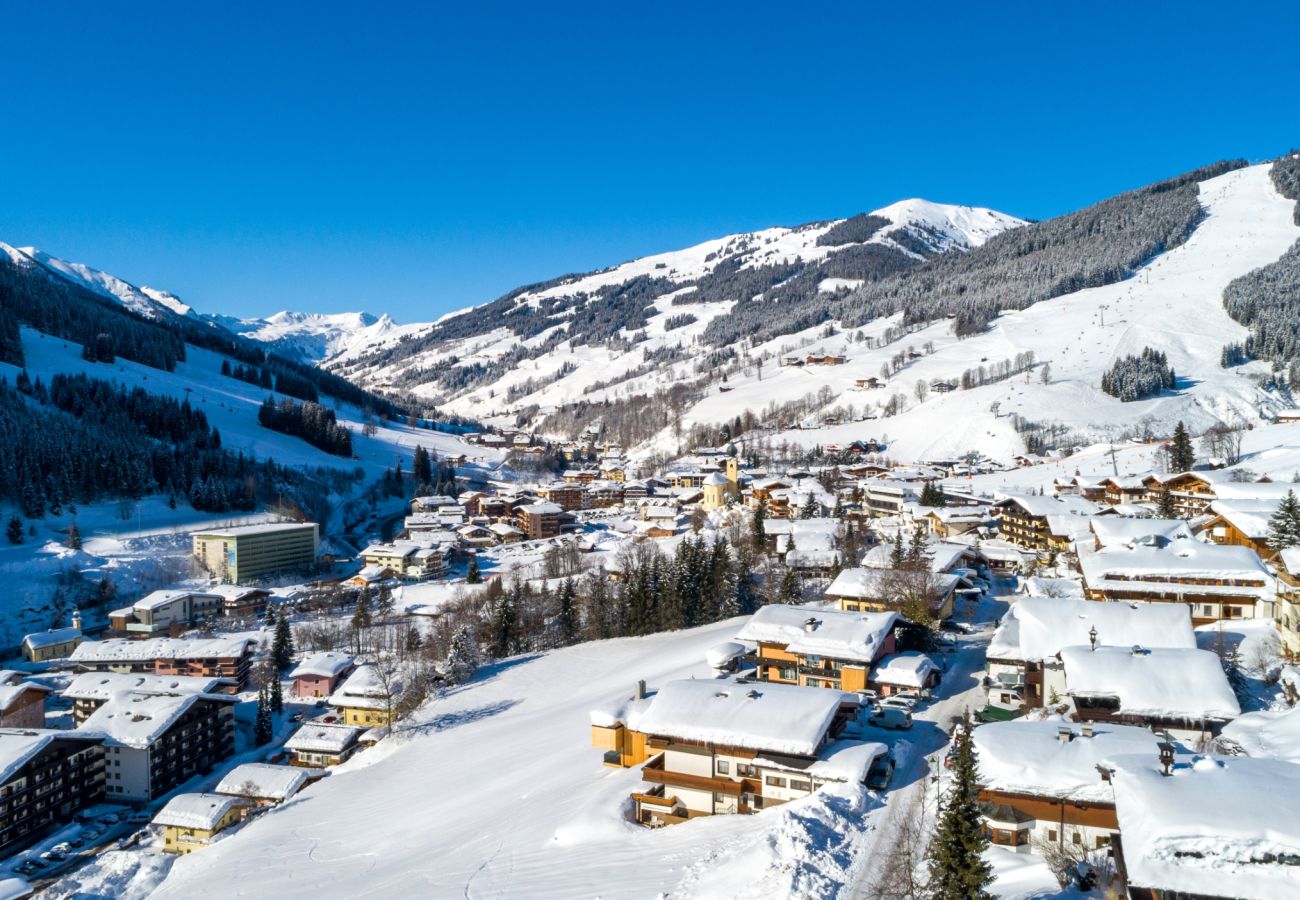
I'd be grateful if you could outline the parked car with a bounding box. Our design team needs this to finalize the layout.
[855,689,879,703]
[869,707,913,730]
[880,696,917,712]
[866,754,896,790]
[893,690,924,704]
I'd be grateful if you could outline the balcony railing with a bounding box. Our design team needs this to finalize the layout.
[641,755,748,797]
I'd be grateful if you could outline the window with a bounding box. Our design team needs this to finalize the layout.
[716,760,730,775]
[1072,832,1082,845]
[790,779,812,792]
[1048,829,1057,842]
[765,776,786,788]
[736,764,754,777]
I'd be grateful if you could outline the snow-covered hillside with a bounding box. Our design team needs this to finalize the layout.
[0,243,195,319]
[325,198,1026,409]
[209,310,415,364]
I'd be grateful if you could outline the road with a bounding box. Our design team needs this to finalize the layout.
[846,580,1013,898]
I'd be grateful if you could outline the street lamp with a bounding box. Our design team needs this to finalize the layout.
[1089,625,1098,651]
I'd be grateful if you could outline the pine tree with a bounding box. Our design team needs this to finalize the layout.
[889,531,906,569]
[65,521,81,550]
[412,445,432,488]
[272,610,295,670]
[489,586,518,657]
[557,577,579,645]
[466,555,482,584]
[1157,486,1178,519]
[777,568,802,603]
[926,711,993,899]
[269,674,284,715]
[5,516,22,545]
[1170,421,1195,472]
[751,496,768,552]
[253,688,273,746]
[444,623,481,685]
[1267,489,1300,550]
[799,494,818,519]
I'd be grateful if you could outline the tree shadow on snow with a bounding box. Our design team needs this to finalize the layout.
[409,698,523,736]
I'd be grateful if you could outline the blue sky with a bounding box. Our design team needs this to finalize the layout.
[1,2,1297,322]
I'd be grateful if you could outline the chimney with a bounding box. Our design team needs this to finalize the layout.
[1057,726,1074,744]
[1080,723,1094,739]
[804,617,820,633]
[633,680,646,700]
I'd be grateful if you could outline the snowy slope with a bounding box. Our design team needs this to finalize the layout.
[209,310,414,364]
[646,163,1300,464]
[147,618,891,900]
[0,243,195,319]
[327,199,1026,411]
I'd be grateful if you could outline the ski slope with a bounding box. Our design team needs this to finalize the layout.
[148,619,893,900]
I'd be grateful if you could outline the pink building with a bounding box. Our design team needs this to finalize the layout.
[290,652,355,699]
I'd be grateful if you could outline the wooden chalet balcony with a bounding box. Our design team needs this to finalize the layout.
[641,755,750,796]
[632,788,679,809]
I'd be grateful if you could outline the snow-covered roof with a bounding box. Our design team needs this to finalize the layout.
[1220,706,1300,764]
[994,493,1099,518]
[1111,755,1300,900]
[735,605,897,664]
[626,678,845,756]
[1207,499,1280,540]
[78,691,233,749]
[22,626,82,651]
[825,567,959,602]
[70,636,253,663]
[1059,646,1240,720]
[871,652,938,688]
[987,596,1195,663]
[973,719,1160,803]
[789,518,838,552]
[63,671,230,701]
[192,522,316,539]
[285,722,364,754]
[705,642,747,668]
[1089,517,1195,548]
[755,739,888,785]
[153,792,240,830]
[134,589,211,611]
[216,763,307,801]
[1079,542,1273,600]
[290,652,354,681]
[517,502,562,515]
[327,665,400,711]
[0,729,101,784]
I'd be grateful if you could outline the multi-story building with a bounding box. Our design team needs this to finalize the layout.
[1079,541,1275,625]
[70,637,257,688]
[516,502,562,540]
[191,522,319,583]
[736,605,898,693]
[974,720,1160,855]
[0,729,106,856]
[155,792,243,854]
[591,678,883,827]
[0,673,50,729]
[359,541,446,579]
[215,762,307,808]
[108,590,225,637]
[984,597,1196,712]
[79,691,237,802]
[825,567,960,621]
[327,665,400,727]
[290,652,355,699]
[537,482,587,512]
[1275,548,1300,657]
[62,672,235,726]
[284,722,364,767]
[991,495,1099,553]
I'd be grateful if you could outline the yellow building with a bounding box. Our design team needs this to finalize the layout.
[22,626,83,663]
[192,522,319,583]
[327,665,399,728]
[155,793,243,854]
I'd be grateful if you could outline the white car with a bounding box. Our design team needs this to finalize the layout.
[880,696,917,711]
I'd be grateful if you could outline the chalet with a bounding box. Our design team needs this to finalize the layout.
[410,494,459,514]
[736,605,899,692]
[977,539,1032,574]
[929,380,957,393]
[284,722,364,767]
[825,567,959,620]
[516,502,563,540]
[327,665,401,728]
[155,792,243,854]
[1111,756,1300,900]
[1139,471,1224,517]
[925,507,990,539]
[587,481,625,509]
[70,636,256,687]
[290,652,355,699]
[21,626,82,663]
[488,522,524,543]
[62,672,235,725]
[991,494,1099,553]
[1198,497,1281,560]
[1095,475,1149,507]
[562,468,600,485]
[1078,541,1274,624]
[79,690,238,801]
[215,762,307,808]
[592,678,884,826]
[0,730,106,856]
[1275,547,1300,657]
[622,480,649,501]
[782,519,841,577]
[973,720,1160,855]
[1276,408,1300,424]
[359,540,446,579]
[852,377,883,390]
[206,585,273,618]
[598,459,627,483]
[1060,645,1239,740]
[1053,475,1107,502]
[457,491,487,517]
[0,674,49,729]
[805,353,846,365]
[985,597,1196,711]
[456,524,496,549]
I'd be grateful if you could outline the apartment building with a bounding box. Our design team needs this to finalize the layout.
[155,792,243,854]
[0,730,105,855]
[70,637,257,687]
[735,605,898,693]
[62,672,235,725]
[191,522,319,583]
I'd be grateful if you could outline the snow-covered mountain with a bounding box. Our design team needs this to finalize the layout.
[0,243,196,319]
[210,310,411,364]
